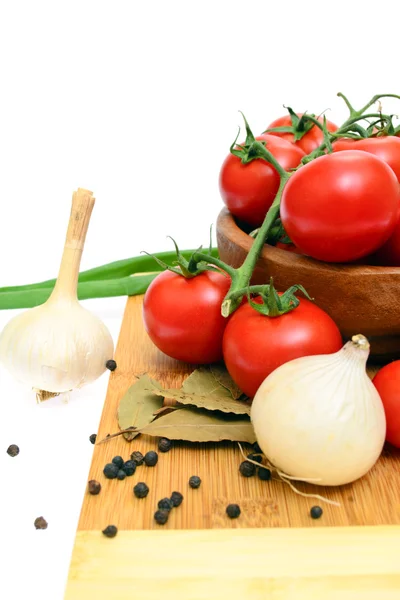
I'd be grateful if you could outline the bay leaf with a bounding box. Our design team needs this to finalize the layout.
[138,406,256,443]
[117,374,164,440]
[146,376,250,415]
[209,364,244,400]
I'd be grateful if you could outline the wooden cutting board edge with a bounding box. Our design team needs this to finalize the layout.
[64,296,400,600]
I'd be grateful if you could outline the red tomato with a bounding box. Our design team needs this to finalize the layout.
[371,219,400,266]
[143,270,231,364]
[219,134,305,228]
[266,113,338,154]
[222,297,342,398]
[373,362,400,447]
[280,150,400,263]
[333,136,400,182]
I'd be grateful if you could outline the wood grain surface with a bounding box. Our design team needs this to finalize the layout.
[77,295,400,532]
[65,294,400,599]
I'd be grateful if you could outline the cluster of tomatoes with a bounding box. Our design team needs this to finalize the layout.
[220,113,400,265]
[142,108,400,449]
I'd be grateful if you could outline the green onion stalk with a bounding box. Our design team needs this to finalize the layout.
[0,92,399,313]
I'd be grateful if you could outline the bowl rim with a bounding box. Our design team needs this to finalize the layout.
[217,208,400,276]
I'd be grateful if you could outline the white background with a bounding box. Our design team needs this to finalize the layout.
[1,1,399,598]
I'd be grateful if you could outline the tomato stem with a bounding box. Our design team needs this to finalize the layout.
[221,174,289,317]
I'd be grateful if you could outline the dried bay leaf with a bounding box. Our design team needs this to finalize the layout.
[117,374,164,440]
[209,364,244,400]
[138,406,256,443]
[145,376,250,416]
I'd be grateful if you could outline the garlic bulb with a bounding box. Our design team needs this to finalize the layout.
[251,334,386,486]
[0,189,114,400]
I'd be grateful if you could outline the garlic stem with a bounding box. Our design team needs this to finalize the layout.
[51,188,95,301]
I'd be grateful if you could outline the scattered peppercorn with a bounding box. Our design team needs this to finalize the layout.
[226,504,241,519]
[189,475,201,489]
[88,480,101,495]
[6,444,19,457]
[258,467,272,481]
[158,497,174,511]
[170,491,184,507]
[154,509,169,525]
[158,437,173,453]
[34,516,48,530]
[144,451,158,467]
[310,506,323,519]
[103,463,120,479]
[122,460,136,476]
[106,359,117,371]
[134,482,149,498]
[130,451,144,465]
[112,456,124,469]
[89,434,97,444]
[102,525,118,538]
[117,470,126,480]
[239,460,256,477]
[247,453,262,464]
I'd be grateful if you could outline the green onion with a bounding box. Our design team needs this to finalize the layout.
[0,248,219,310]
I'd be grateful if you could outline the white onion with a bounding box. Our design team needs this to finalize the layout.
[251,334,386,486]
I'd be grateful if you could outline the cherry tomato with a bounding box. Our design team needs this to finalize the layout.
[219,134,305,228]
[333,136,400,182]
[373,362,400,447]
[222,297,342,398]
[143,270,230,364]
[266,113,338,154]
[280,150,400,263]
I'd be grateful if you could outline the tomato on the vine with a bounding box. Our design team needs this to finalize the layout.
[275,241,303,255]
[280,150,400,263]
[333,136,400,182]
[222,297,342,398]
[143,269,231,364]
[373,362,400,448]
[219,134,305,228]
[266,113,338,154]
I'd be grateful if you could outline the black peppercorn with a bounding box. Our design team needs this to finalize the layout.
[122,460,136,476]
[239,460,256,477]
[144,451,158,467]
[258,467,272,481]
[130,451,144,465]
[158,437,173,453]
[102,525,118,538]
[88,480,101,495]
[226,504,241,519]
[189,475,201,489]
[34,516,48,530]
[112,456,124,469]
[6,444,19,457]
[170,491,183,507]
[89,434,97,445]
[310,506,323,519]
[117,470,126,480]
[154,509,169,525]
[103,463,119,479]
[158,497,174,511]
[247,453,262,464]
[106,359,117,371]
[133,482,149,498]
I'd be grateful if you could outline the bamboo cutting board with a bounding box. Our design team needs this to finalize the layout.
[65,295,400,599]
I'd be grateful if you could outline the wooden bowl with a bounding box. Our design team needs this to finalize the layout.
[216,207,400,361]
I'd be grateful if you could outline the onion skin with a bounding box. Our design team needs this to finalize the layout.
[250,337,386,486]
